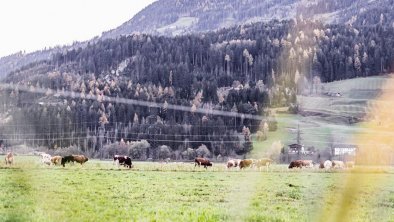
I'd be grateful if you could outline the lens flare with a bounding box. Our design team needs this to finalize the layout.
[317,75,394,222]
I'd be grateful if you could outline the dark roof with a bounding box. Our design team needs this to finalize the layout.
[288,144,302,148]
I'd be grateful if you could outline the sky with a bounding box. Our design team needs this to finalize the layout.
[0,0,156,57]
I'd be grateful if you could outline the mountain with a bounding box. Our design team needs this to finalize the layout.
[102,0,394,38]
[0,41,89,80]
[1,0,393,79]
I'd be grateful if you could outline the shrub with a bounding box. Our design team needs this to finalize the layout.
[157,145,172,160]
[53,145,84,157]
[129,140,151,160]
[101,140,151,160]
[196,144,211,158]
[181,148,196,160]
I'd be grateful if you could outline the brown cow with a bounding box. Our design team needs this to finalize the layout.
[61,155,88,167]
[239,159,254,169]
[72,155,88,165]
[254,158,273,171]
[51,156,62,165]
[5,152,13,165]
[194,157,212,169]
[288,160,313,169]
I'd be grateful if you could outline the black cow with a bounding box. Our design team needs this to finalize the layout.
[61,155,75,167]
[114,155,133,168]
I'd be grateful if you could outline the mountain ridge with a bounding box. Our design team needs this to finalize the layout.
[102,0,394,38]
[1,0,393,79]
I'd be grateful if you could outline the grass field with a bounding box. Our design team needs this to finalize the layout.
[1,156,394,222]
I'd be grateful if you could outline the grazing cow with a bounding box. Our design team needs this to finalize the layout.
[73,155,88,165]
[226,159,241,169]
[319,160,333,169]
[239,159,254,169]
[194,157,212,168]
[288,160,303,169]
[40,153,52,165]
[332,160,345,169]
[61,155,75,167]
[288,160,314,169]
[113,155,133,168]
[51,156,62,165]
[5,152,13,165]
[61,155,88,167]
[254,158,273,171]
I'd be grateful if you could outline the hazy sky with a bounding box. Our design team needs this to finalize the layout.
[0,0,156,57]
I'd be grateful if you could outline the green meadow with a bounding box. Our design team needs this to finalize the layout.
[1,156,393,222]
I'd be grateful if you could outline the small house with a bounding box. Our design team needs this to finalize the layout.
[288,144,303,153]
[333,146,358,156]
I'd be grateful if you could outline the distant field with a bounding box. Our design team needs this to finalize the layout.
[299,75,394,119]
[1,156,393,222]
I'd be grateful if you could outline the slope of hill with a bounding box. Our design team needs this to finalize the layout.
[0,51,54,80]
[102,0,394,38]
[0,41,89,80]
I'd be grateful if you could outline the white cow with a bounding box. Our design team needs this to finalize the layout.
[323,160,333,169]
[226,159,241,170]
[40,153,52,165]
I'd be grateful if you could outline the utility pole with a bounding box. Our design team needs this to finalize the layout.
[296,123,302,145]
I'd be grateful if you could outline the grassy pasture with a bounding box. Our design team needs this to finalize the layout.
[0,156,394,222]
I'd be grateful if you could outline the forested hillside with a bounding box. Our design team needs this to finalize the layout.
[1,19,394,159]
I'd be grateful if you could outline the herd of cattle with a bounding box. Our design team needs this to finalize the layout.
[2,152,89,167]
[196,157,354,170]
[38,153,89,167]
[3,152,354,171]
[3,152,130,168]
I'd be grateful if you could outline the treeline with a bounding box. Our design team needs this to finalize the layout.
[0,72,268,157]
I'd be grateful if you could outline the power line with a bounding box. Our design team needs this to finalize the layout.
[0,136,244,143]
[2,125,394,137]
[0,83,265,121]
